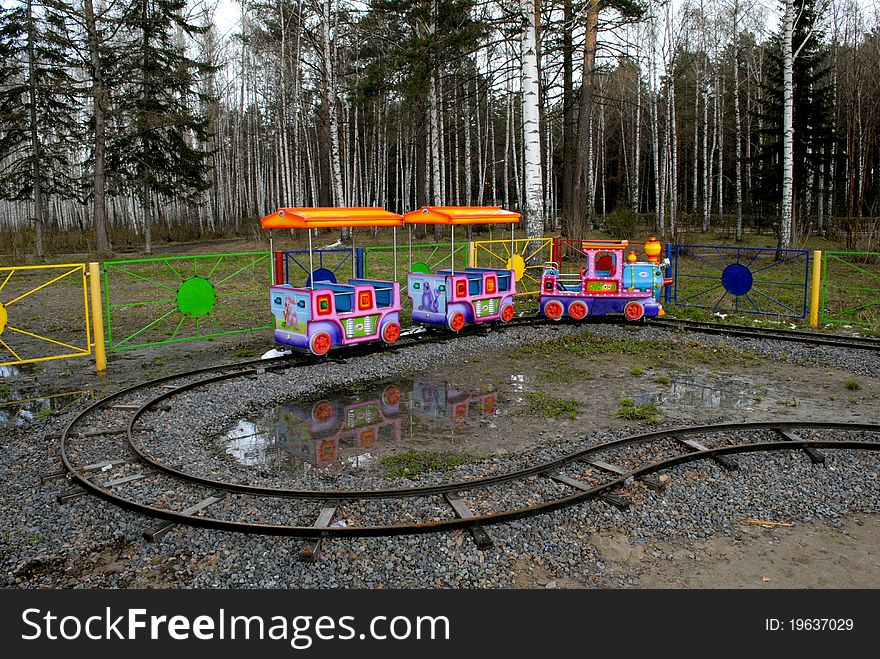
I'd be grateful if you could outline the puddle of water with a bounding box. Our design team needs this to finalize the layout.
[0,389,93,429]
[220,378,501,475]
[633,376,762,411]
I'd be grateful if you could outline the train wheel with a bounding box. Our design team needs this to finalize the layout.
[624,301,644,321]
[309,331,332,355]
[568,301,588,320]
[500,304,515,322]
[544,300,563,320]
[382,322,401,343]
[311,401,334,424]
[448,311,466,332]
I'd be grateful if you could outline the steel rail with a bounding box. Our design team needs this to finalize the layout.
[64,436,879,538]
[651,317,880,351]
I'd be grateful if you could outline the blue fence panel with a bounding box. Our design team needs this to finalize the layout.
[673,244,810,319]
[283,249,362,287]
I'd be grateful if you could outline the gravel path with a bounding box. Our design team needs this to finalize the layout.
[1,322,878,588]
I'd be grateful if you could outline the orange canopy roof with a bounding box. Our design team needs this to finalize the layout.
[403,206,520,226]
[260,207,403,230]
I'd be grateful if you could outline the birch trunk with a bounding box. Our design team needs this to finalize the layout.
[83,0,109,254]
[26,0,45,257]
[779,0,795,249]
[521,0,544,237]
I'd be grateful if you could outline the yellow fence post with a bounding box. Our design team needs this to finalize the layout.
[468,241,476,268]
[89,262,107,373]
[809,250,822,328]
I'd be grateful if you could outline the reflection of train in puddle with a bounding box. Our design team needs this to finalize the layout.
[275,380,499,468]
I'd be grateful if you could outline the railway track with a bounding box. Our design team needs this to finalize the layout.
[651,317,880,351]
[43,314,879,559]
[50,339,879,558]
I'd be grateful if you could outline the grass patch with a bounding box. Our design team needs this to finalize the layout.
[0,383,9,399]
[377,450,484,479]
[654,376,670,385]
[846,380,862,391]
[613,397,659,423]
[630,367,644,376]
[232,347,257,358]
[525,392,579,419]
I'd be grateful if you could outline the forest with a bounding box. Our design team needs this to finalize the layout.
[0,0,878,257]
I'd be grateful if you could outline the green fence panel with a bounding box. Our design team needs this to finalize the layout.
[820,251,880,327]
[103,252,272,351]
[362,242,468,289]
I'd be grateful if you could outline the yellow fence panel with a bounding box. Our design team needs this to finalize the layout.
[472,238,553,297]
[0,263,91,367]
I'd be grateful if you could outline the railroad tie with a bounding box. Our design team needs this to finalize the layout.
[299,503,338,563]
[443,493,493,549]
[673,436,739,470]
[143,494,226,542]
[586,459,665,492]
[545,472,631,510]
[773,428,826,464]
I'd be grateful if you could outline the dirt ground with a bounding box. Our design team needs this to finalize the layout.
[514,514,880,588]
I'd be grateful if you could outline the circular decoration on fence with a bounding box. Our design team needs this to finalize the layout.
[411,261,431,274]
[506,254,526,281]
[721,263,754,297]
[176,276,216,318]
[306,268,337,287]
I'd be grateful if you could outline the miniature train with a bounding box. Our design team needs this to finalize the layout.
[261,207,672,355]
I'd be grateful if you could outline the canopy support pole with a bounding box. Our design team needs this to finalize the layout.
[308,229,314,290]
[451,225,455,275]
[393,227,398,282]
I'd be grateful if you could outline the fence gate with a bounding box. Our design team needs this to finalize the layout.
[673,244,810,318]
[103,252,272,351]
[0,263,91,367]
[472,238,552,296]
[820,251,880,327]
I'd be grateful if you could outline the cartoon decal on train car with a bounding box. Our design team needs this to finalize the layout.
[540,237,672,321]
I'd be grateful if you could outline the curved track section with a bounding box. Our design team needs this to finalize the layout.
[57,348,879,540]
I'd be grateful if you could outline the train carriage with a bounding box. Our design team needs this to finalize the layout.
[403,206,520,331]
[540,238,671,321]
[261,207,405,355]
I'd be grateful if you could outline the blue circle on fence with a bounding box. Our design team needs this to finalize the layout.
[306,268,337,287]
[721,263,753,297]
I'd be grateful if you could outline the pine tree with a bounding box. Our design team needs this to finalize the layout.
[106,0,215,253]
[0,0,82,257]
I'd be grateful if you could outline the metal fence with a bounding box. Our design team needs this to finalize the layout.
[472,238,553,296]
[103,252,272,351]
[362,242,468,289]
[820,251,880,327]
[283,248,359,287]
[673,244,810,318]
[0,263,91,367]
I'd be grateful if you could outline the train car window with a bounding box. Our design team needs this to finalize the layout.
[316,294,333,315]
[543,280,554,292]
[374,287,393,308]
[334,291,353,313]
[456,280,468,298]
[468,277,481,296]
[486,276,496,294]
[358,290,373,310]
[497,273,511,292]
[596,252,616,277]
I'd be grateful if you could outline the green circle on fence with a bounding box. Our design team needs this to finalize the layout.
[411,261,431,274]
[0,303,6,334]
[176,277,216,318]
